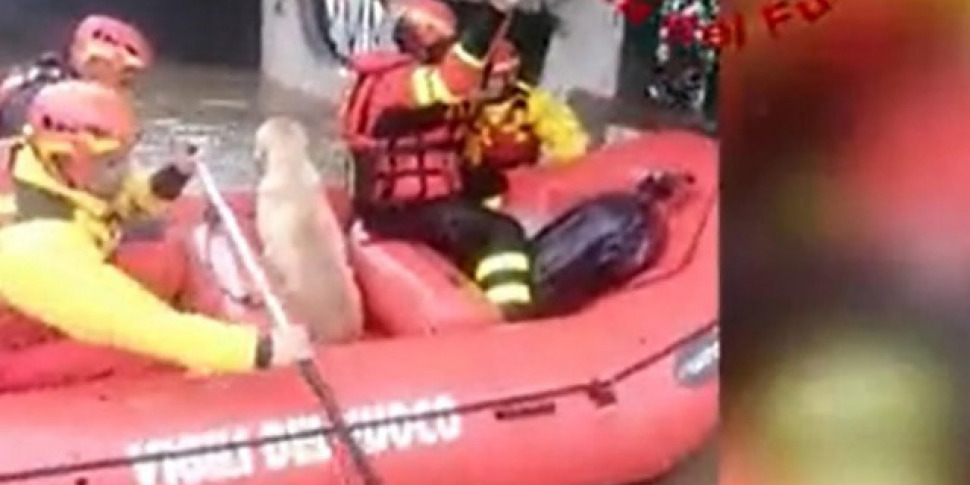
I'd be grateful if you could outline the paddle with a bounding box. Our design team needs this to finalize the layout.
[194,159,381,485]
[467,13,514,117]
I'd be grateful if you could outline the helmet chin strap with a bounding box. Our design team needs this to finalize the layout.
[53,154,87,190]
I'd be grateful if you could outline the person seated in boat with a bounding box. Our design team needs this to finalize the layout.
[0,14,152,138]
[340,0,537,320]
[462,39,590,208]
[0,80,312,374]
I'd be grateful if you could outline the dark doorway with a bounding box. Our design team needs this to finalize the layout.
[147,0,261,67]
[0,0,261,68]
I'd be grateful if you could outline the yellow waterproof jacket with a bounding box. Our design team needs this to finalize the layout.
[0,144,261,372]
[465,83,589,169]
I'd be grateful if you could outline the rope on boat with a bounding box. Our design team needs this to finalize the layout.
[195,161,382,485]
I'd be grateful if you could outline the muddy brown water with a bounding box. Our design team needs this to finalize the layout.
[132,63,351,191]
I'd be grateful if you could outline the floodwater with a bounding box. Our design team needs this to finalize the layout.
[657,444,716,485]
[133,62,351,191]
[0,51,326,190]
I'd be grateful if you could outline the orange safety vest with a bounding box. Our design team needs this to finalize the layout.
[340,52,468,207]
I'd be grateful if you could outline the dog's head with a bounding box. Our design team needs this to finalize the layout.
[253,116,311,172]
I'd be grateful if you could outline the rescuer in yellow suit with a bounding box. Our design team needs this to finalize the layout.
[0,80,311,377]
[463,39,590,208]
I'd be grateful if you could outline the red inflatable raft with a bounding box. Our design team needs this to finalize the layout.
[0,130,718,485]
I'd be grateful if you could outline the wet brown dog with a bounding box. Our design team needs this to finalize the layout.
[253,117,363,343]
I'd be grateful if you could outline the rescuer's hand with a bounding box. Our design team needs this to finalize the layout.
[266,325,314,367]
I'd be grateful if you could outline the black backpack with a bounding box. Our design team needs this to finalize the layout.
[530,170,692,316]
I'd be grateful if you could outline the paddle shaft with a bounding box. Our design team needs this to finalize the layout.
[483,14,514,85]
[466,13,514,127]
[194,162,381,485]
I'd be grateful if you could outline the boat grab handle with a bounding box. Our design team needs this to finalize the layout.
[494,401,558,421]
[492,378,618,422]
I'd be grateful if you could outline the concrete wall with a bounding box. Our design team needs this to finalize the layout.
[259,0,350,114]
[258,0,629,115]
[538,0,624,100]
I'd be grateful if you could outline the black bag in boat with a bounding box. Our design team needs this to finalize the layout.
[530,171,691,316]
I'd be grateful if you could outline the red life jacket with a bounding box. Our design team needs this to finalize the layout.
[340,51,468,207]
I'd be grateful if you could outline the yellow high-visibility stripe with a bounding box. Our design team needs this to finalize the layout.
[411,67,459,106]
[452,45,485,69]
[32,133,122,158]
[428,70,458,103]
[80,42,146,69]
[475,252,529,281]
[34,139,74,157]
[482,196,502,210]
[484,282,532,305]
[411,67,433,105]
[86,136,122,154]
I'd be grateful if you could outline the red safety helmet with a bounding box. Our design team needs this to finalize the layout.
[25,80,137,186]
[69,15,153,88]
[391,0,457,53]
